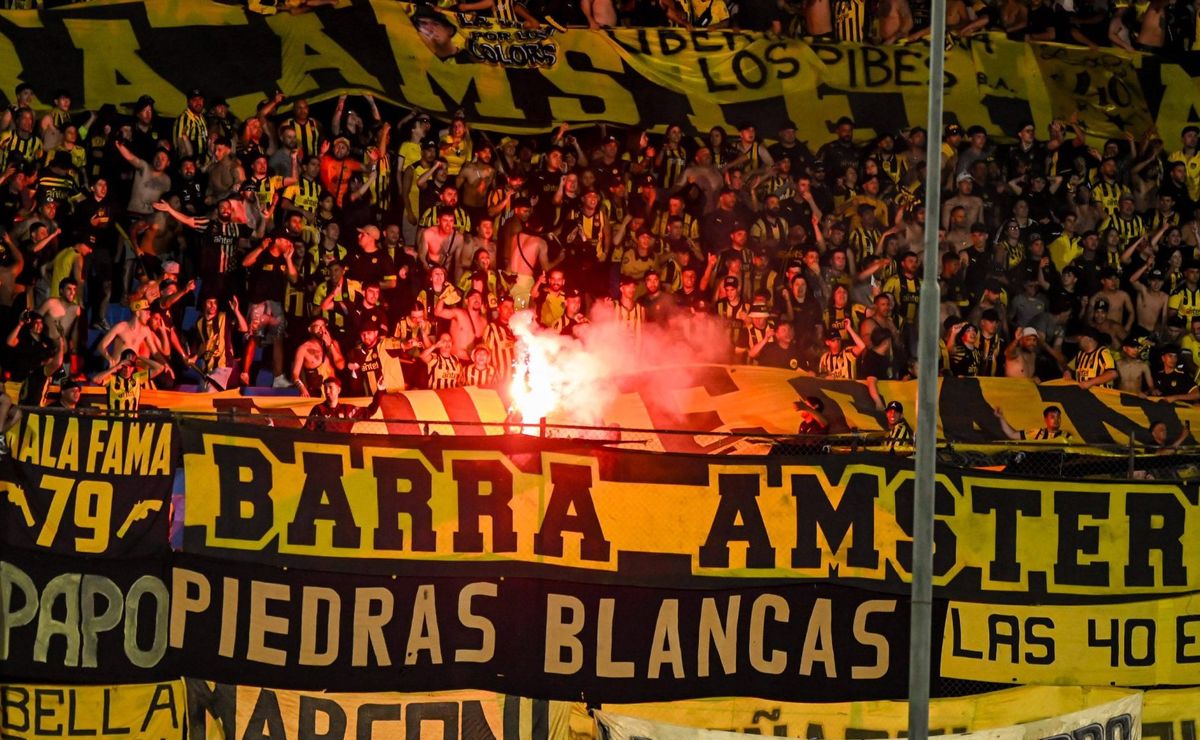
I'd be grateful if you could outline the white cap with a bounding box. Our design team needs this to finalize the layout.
[162,261,181,274]
[1019,326,1038,338]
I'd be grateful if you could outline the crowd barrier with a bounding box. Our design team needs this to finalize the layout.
[0,1,1192,146]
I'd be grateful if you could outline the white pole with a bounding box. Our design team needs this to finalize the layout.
[908,3,948,737]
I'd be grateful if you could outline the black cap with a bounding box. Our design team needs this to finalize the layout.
[824,328,842,341]
[984,278,1003,293]
[779,120,797,131]
[1162,343,1182,356]
[60,377,83,391]
[804,395,825,412]
[970,222,989,234]
[1148,268,1165,281]
[1093,297,1110,311]
[187,88,204,99]
[1122,335,1141,348]
[885,401,903,413]
[722,276,739,288]
[564,287,582,298]
[980,308,1000,323]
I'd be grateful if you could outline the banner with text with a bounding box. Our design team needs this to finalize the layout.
[0,549,915,701]
[0,681,186,740]
[182,419,1200,600]
[0,411,174,557]
[942,594,1200,687]
[185,681,580,740]
[0,1,1193,146]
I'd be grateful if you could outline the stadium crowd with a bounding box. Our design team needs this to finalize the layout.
[237,0,1200,58]
[1,76,1200,418]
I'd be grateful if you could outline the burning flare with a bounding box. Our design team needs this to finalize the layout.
[507,310,613,431]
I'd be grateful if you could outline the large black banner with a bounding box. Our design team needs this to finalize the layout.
[1,548,921,702]
[181,420,1200,601]
[0,411,174,557]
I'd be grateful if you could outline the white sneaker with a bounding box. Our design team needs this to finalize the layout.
[272,375,292,389]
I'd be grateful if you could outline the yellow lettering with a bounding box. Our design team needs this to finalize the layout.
[100,422,125,476]
[86,420,108,473]
[58,418,79,472]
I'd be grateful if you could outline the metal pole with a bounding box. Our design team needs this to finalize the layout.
[908,5,948,738]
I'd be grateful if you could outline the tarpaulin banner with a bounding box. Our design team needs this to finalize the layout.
[942,594,1200,687]
[0,681,186,740]
[0,1,1191,145]
[1144,687,1200,740]
[605,686,1143,737]
[184,681,580,740]
[1,548,914,701]
[595,697,1142,740]
[593,710,754,739]
[944,694,1140,739]
[181,418,1198,599]
[0,411,175,557]
[82,368,1200,453]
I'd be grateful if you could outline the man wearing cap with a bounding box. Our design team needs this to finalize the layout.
[751,322,803,370]
[700,187,742,256]
[98,298,161,368]
[794,395,829,441]
[54,377,84,411]
[817,324,866,379]
[1155,345,1200,402]
[1168,126,1200,204]
[174,89,209,163]
[1116,335,1155,394]
[941,172,983,229]
[882,401,914,451]
[995,405,1071,442]
[1067,327,1117,389]
[768,120,814,173]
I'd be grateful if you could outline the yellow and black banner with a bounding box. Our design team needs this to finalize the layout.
[181,418,1198,599]
[185,681,580,740]
[0,681,185,739]
[1,548,915,701]
[65,369,1200,455]
[942,593,1200,687]
[0,1,1193,145]
[0,410,175,557]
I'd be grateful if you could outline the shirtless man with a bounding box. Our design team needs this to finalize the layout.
[941,175,984,229]
[1130,264,1169,335]
[1115,337,1155,394]
[876,0,913,42]
[509,219,557,309]
[1136,0,1167,51]
[1004,327,1042,378]
[456,146,495,217]
[434,289,488,360]
[38,277,82,365]
[291,318,345,397]
[803,0,833,36]
[97,299,162,366]
[1091,268,1134,334]
[419,208,464,273]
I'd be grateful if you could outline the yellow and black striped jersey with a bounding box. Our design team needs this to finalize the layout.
[283,117,322,159]
[106,371,148,412]
[1170,286,1200,320]
[833,0,866,41]
[0,130,42,168]
[283,176,323,215]
[818,348,857,379]
[1090,180,1129,216]
[461,363,497,387]
[173,109,209,162]
[1072,347,1115,387]
[425,353,461,389]
[1100,213,1147,246]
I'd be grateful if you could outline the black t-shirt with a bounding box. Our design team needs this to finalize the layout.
[344,248,397,288]
[1156,369,1196,396]
[248,249,291,304]
[859,348,896,380]
[757,340,804,370]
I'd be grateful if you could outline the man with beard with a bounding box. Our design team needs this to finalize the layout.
[319,135,363,208]
[483,295,518,381]
[456,145,496,226]
[154,196,261,300]
[434,288,488,360]
[345,317,386,396]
